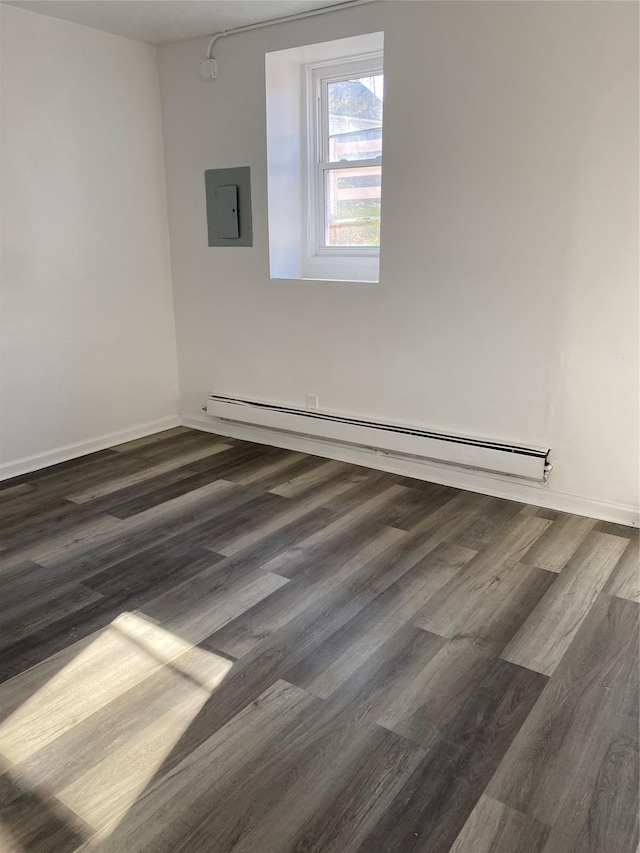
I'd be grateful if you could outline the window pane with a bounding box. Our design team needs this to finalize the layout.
[325,165,381,247]
[327,74,383,162]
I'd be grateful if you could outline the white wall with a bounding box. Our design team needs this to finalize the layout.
[1,4,180,474]
[157,1,639,520]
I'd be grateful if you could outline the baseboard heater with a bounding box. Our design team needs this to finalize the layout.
[205,394,551,482]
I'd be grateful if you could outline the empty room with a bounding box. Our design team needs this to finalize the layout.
[0,0,638,850]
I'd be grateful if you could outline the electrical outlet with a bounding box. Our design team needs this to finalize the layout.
[306,394,319,411]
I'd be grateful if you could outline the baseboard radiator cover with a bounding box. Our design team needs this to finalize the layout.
[205,395,551,482]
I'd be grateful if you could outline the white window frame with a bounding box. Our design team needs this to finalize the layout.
[305,53,384,265]
[265,33,384,283]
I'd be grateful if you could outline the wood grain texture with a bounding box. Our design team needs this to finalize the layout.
[0,582,104,651]
[416,561,555,653]
[285,542,477,698]
[0,428,636,853]
[413,514,553,652]
[279,725,427,853]
[8,644,234,797]
[377,638,495,747]
[0,548,226,683]
[208,522,407,660]
[501,531,629,674]
[448,795,549,853]
[521,513,597,572]
[604,536,640,603]
[488,594,639,849]
[66,441,232,503]
[454,496,523,551]
[73,680,323,853]
[355,659,548,853]
[0,762,93,853]
[164,627,446,853]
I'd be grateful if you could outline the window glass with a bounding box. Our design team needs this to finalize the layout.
[326,75,384,160]
[323,73,383,247]
[325,165,382,246]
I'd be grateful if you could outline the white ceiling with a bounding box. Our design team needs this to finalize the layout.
[2,0,353,45]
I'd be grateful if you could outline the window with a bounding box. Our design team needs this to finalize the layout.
[308,58,384,257]
[265,33,384,282]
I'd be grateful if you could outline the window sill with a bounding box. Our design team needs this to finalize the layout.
[303,276,378,283]
[301,255,379,284]
[270,276,378,285]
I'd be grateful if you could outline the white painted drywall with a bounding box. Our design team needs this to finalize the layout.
[1,4,180,470]
[158,1,637,516]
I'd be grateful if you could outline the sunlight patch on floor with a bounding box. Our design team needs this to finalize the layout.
[0,612,232,837]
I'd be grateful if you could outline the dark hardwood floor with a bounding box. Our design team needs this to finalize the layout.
[0,427,637,853]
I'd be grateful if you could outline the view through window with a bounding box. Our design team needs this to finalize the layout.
[313,62,384,251]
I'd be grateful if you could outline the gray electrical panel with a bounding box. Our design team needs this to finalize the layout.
[205,166,252,247]
[215,185,239,239]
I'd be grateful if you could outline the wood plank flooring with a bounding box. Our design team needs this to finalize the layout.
[0,427,637,853]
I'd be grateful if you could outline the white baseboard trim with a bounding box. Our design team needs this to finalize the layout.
[183,412,639,528]
[0,415,182,481]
